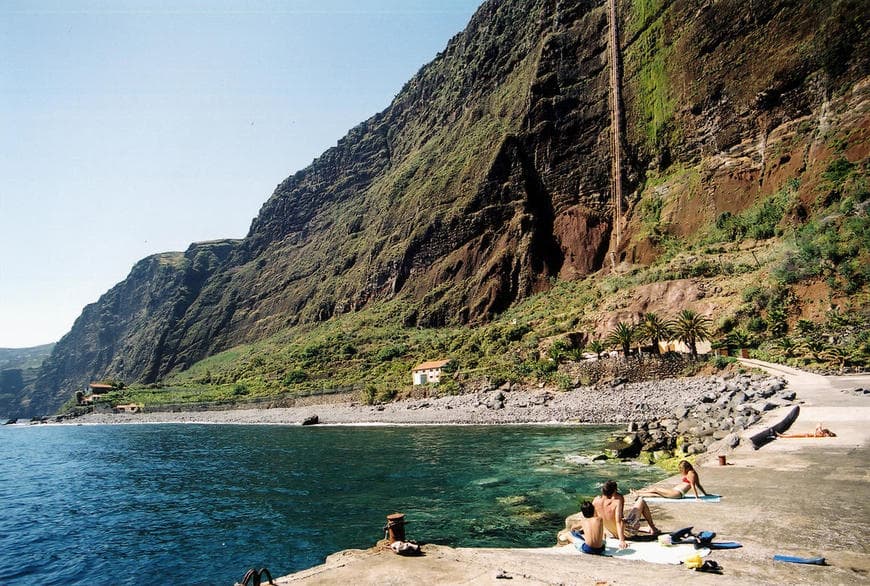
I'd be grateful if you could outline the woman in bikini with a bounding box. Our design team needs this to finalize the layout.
[632,460,707,500]
[777,423,836,438]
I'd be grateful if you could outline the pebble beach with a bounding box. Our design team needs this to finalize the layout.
[66,373,776,427]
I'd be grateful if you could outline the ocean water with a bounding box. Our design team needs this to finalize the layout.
[0,424,665,585]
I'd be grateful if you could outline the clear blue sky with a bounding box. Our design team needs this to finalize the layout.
[0,0,482,348]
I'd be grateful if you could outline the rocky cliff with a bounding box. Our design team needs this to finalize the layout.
[19,0,868,416]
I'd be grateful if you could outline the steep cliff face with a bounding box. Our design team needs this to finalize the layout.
[122,0,620,369]
[617,0,868,262]
[20,0,868,416]
[25,239,238,415]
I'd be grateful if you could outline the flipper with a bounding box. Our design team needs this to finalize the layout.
[773,554,826,565]
[669,526,693,542]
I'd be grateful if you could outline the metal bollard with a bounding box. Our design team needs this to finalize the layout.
[384,512,407,543]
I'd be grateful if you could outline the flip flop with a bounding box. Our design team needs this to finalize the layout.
[696,560,723,574]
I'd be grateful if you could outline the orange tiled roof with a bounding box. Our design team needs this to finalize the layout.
[412,359,451,371]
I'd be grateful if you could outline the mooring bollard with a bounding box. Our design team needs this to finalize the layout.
[718,455,727,466]
[385,512,407,543]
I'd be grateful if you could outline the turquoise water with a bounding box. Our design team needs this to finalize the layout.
[0,424,665,585]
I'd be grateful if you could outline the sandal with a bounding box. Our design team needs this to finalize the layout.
[696,560,723,574]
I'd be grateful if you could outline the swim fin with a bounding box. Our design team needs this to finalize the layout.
[669,526,693,543]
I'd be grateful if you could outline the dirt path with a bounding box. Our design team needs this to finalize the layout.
[268,361,870,585]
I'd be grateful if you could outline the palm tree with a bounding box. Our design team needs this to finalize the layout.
[641,312,671,356]
[586,340,606,360]
[797,334,828,362]
[820,346,850,374]
[670,310,712,359]
[774,336,798,359]
[606,322,635,358]
[726,329,754,356]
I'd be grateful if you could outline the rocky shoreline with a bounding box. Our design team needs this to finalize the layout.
[609,372,796,461]
[64,372,796,460]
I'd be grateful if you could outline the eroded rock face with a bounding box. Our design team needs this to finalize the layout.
[21,0,869,415]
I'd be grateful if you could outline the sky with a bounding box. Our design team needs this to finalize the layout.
[0,0,482,348]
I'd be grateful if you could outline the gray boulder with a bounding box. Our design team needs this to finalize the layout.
[677,418,701,433]
[686,443,707,455]
[777,390,796,401]
[723,433,740,448]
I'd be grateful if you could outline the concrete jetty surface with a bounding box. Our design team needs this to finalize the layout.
[267,361,870,585]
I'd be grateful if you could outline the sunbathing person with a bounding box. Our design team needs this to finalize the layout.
[632,460,707,500]
[777,423,836,438]
[570,500,605,555]
[593,480,659,549]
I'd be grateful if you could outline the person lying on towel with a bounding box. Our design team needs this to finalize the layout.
[777,423,836,438]
[631,460,708,500]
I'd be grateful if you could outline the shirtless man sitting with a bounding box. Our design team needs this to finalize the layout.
[593,480,659,549]
[570,500,605,555]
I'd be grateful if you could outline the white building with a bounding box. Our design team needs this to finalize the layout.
[411,359,452,385]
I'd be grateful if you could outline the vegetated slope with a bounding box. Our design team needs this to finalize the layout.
[18,0,869,417]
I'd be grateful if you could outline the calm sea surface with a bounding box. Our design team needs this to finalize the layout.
[0,424,666,585]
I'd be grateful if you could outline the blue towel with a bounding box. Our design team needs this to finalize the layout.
[643,494,721,503]
[709,541,742,550]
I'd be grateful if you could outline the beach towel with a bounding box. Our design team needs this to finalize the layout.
[773,554,826,565]
[709,541,742,549]
[669,528,742,550]
[535,532,710,564]
[643,494,721,503]
[603,539,710,564]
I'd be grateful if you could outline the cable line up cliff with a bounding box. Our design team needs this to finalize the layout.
[20,0,868,416]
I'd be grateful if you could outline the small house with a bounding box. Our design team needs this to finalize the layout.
[411,359,452,385]
[660,339,712,356]
[89,383,114,395]
[114,404,141,414]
